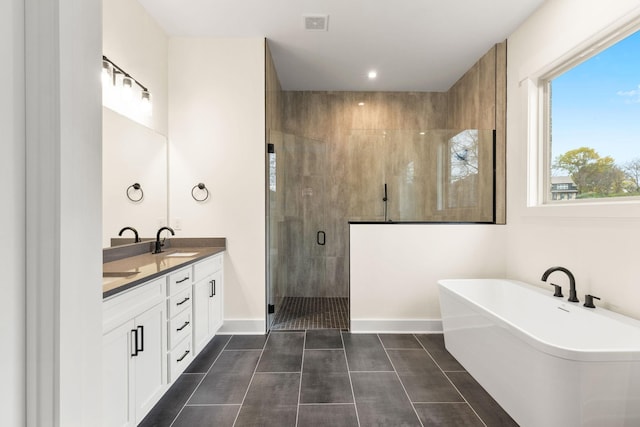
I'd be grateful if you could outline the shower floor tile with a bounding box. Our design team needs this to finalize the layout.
[271,297,349,330]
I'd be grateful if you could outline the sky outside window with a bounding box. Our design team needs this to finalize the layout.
[550,28,640,199]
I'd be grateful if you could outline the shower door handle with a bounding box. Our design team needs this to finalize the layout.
[317,231,326,246]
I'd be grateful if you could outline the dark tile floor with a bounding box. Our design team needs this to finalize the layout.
[139,331,518,427]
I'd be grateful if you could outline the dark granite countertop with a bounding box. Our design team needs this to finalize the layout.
[103,238,225,299]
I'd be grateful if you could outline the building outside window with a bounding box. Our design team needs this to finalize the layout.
[550,176,578,200]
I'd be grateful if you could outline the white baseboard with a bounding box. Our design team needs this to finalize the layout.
[217,319,266,335]
[350,319,443,334]
[218,318,442,334]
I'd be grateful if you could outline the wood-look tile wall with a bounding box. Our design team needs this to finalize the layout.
[266,42,507,298]
[447,42,507,224]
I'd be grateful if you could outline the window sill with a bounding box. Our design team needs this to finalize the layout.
[524,198,640,220]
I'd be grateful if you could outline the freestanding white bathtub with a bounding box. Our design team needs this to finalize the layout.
[438,278,640,427]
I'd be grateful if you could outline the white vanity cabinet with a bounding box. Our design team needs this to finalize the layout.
[166,267,194,382]
[102,250,224,427]
[102,278,167,427]
[192,253,224,354]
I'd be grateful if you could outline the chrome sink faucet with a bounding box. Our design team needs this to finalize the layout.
[541,266,579,303]
[154,226,175,254]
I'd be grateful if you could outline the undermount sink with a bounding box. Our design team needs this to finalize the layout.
[165,252,198,257]
[103,271,139,278]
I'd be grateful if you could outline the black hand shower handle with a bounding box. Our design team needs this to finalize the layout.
[383,183,389,222]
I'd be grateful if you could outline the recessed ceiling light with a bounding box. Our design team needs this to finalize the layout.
[368,70,377,79]
[358,102,365,106]
[419,131,425,135]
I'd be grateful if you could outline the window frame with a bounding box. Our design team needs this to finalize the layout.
[535,20,640,208]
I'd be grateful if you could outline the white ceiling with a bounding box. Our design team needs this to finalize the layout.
[137,0,544,92]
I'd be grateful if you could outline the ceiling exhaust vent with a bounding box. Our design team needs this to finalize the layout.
[303,15,329,31]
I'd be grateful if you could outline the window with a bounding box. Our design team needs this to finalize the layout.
[448,130,479,209]
[543,27,640,203]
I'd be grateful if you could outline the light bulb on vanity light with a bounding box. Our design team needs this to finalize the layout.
[140,90,152,116]
[121,76,133,101]
[102,60,112,86]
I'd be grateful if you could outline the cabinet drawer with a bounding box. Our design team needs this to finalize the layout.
[167,288,192,318]
[168,310,192,349]
[167,267,192,296]
[168,337,192,382]
[193,254,222,282]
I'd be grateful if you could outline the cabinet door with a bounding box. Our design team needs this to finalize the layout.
[102,320,135,427]
[208,270,223,334]
[192,278,210,354]
[133,302,167,424]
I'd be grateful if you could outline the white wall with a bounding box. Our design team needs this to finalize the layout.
[25,0,102,425]
[1,0,25,425]
[350,224,506,332]
[103,0,168,134]
[168,38,267,333]
[506,0,640,320]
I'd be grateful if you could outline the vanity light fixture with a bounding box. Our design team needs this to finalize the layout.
[102,55,152,116]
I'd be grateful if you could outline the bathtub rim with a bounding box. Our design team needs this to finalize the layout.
[438,278,640,362]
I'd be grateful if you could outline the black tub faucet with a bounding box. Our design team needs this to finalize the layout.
[541,266,579,303]
[154,226,175,254]
[118,226,140,243]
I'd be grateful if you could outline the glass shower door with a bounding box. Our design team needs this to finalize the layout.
[267,131,328,330]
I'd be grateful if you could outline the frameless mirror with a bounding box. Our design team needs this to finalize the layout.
[102,107,168,247]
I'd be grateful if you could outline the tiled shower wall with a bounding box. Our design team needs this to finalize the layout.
[267,43,506,299]
[273,92,448,298]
